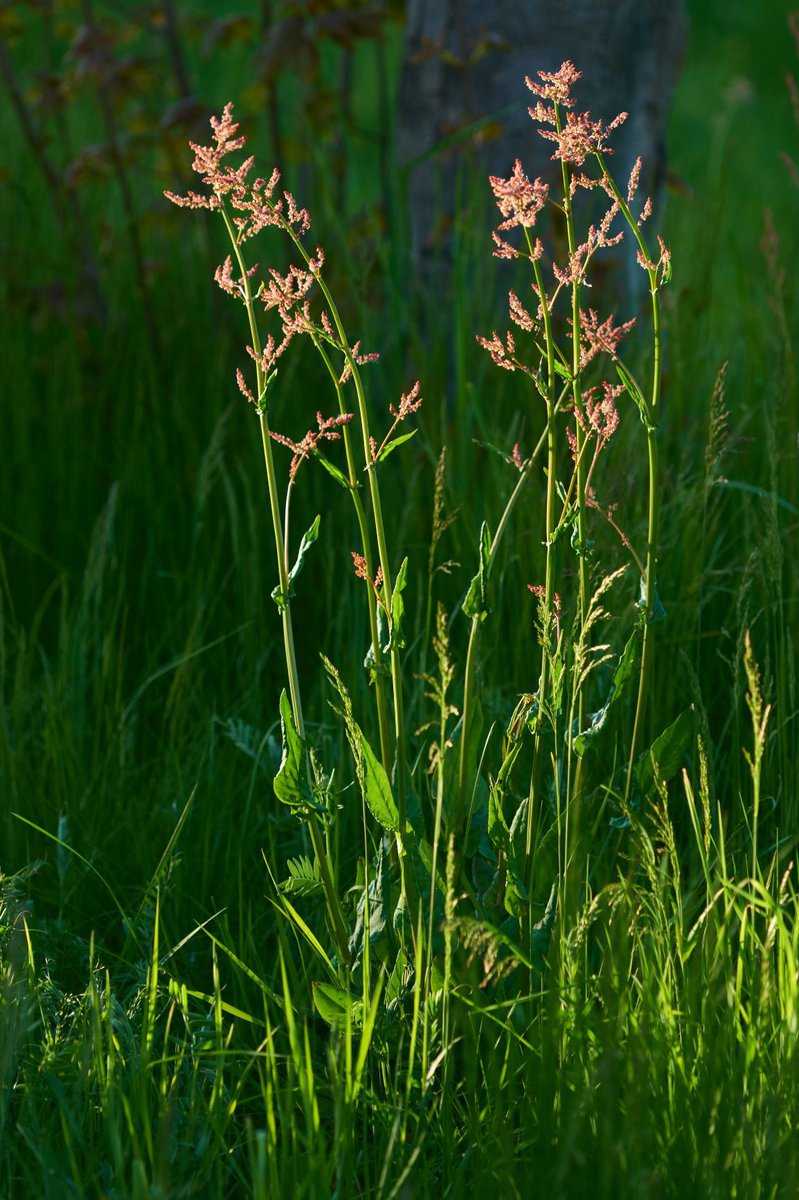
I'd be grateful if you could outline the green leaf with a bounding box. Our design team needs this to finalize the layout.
[376,429,417,463]
[615,359,649,425]
[315,452,350,489]
[463,521,492,620]
[636,707,695,792]
[637,576,667,623]
[312,982,362,1027]
[389,557,409,649]
[354,722,399,831]
[385,946,408,1011]
[279,855,322,897]
[272,515,321,611]
[574,632,639,756]
[322,657,399,832]
[273,690,311,807]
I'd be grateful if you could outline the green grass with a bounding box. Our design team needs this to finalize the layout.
[2,1,798,1195]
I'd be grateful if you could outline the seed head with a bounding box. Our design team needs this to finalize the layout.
[271,411,354,480]
[539,109,628,167]
[489,160,549,231]
[524,61,582,108]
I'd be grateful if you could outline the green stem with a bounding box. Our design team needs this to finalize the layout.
[457,384,568,831]
[526,245,558,864]
[221,206,351,966]
[594,154,663,802]
[287,229,414,918]
[311,333,393,772]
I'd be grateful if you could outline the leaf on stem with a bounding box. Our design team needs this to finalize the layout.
[273,689,313,807]
[463,521,492,620]
[272,514,321,611]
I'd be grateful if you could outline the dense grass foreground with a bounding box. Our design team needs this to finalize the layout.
[2,3,799,1197]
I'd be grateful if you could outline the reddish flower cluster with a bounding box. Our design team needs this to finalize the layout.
[166,103,310,241]
[525,60,582,108]
[539,109,628,167]
[270,411,354,480]
[351,552,383,592]
[575,309,636,369]
[339,340,380,385]
[489,159,549,232]
[584,382,623,444]
[636,234,672,281]
[390,380,423,422]
[553,202,623,287]
[369,380,424,463]
[475,329,521,372]
[508,290,537,333]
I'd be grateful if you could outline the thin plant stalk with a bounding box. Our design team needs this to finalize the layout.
[310,332,393,771]
[457,385,569,830]
[526,239,558,864]
[596,153,663,801]
[221,206,351,966]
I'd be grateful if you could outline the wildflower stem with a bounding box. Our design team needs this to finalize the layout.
[221,206,351,966]
[287,230,414,918]
[558,109,588,894]
[526,241,558,865]
[458,388,568,832]
[595,154,662,802]
[311,332,393,772]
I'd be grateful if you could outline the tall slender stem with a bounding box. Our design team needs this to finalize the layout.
[222,208,350,965]
[526,245,558,865]
[457,387,568,831]
[311,334,393,771]
[594,154,663,801]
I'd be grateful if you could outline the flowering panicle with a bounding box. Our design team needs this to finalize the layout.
[528,583,562,640]
[524,60,582,108]
[390,380,423,422]
[369,381,424,464]
[165,104,309,242]
[475,329,522,373]
[338,341,380,385]
[352,552,383,593]
[214,254,260,299]
[508,290,537,333]
[554,203,623,286]
[245,333,292,377]
[586,382,623,442]
[575,308,636,369]
[235,367,255,406]
[489,159,549,231]
[627,156,642,203]
[539,109,628,167]
[270,411,353,480]
[636,235,671,283]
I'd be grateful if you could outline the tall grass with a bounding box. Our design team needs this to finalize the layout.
[1,5,798,1196]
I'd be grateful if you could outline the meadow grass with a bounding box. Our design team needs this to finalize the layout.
[2,2,799,1196]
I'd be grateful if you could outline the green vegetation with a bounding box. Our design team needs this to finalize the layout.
[1,2,798,1196]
